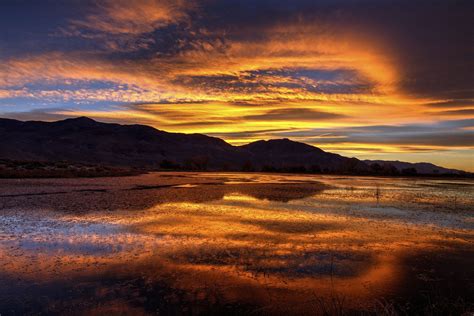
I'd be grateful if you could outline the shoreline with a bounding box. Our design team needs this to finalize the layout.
[1,166,473,180]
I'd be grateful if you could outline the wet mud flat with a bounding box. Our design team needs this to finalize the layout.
[0,172,473,315]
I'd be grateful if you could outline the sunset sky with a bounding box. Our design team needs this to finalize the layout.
[1,0,472,171]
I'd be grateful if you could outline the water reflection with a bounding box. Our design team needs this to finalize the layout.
[0,180,328,214]
[0,173,473,315]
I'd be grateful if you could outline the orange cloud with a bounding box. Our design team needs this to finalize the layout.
[0,17,433,109]
[2,10,472,172]
[70,0,194,35]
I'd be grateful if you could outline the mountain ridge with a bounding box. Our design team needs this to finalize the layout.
[0,117,469,176]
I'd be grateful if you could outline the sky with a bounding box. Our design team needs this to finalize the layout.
[0,0,473,171]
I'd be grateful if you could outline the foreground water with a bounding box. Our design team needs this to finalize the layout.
[0,172,473,315]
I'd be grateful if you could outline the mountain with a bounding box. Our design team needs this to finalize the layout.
[241,139,366,173]
[364,160,466,176]
[0,117,468,176]
[0,117,244,169]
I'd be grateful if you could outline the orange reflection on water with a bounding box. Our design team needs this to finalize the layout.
[0,173,472,314]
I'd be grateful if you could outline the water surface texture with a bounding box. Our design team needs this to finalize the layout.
[0,173,473,315]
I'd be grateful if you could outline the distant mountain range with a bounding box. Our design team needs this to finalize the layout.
[363,160,463,175]
[0,117,469,176]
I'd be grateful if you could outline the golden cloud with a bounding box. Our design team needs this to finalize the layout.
[70,0,195,35]
[2,9,473,171]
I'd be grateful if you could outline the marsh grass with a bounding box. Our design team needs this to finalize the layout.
[0,159,139,178]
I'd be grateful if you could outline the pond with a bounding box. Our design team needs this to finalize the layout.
[0,173,473,315]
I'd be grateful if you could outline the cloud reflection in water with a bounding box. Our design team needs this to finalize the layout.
[0,173,472,314]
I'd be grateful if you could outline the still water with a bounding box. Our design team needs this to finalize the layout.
[0,173,473,315]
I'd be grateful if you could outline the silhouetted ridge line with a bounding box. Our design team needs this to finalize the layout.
[0,117,469,176]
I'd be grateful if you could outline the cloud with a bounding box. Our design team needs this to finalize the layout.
[56,0,196,52]
[0,1,435,109]
[428,109,474,118]
[0,108,74,122]
[244,108,345,121]
[69,0,194,35]
[422,99,474,109]
[269,120,474,149]
[1,0,473,170]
